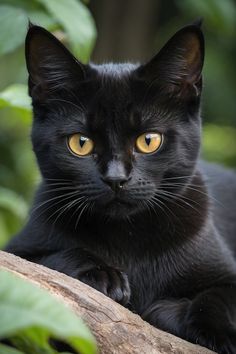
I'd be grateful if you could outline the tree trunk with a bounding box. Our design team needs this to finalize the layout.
[0,251,214,354]
[89,0,160,62]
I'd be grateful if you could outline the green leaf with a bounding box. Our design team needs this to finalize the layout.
[176,0,236,36]
[0,5,28,55]
[0,84,32,123]
[37,0,96,63]
[0,214,9,249]
[0,187,28,220]
[0,0,58,30]
[0,84,31,111]
[203,124,236,167]
[27,10,58,30]
[0,271,97,354]
[0,343,24,354]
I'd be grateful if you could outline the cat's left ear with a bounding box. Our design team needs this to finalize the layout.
[25,25,87,100]
[136,24,204,97]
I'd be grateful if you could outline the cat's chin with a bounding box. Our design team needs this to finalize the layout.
[95,197,143,219]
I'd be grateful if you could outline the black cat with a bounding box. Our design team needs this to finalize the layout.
[5,23,236,353]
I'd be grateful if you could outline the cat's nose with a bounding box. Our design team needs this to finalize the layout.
[102,176,129,192]
[102,159,130,192]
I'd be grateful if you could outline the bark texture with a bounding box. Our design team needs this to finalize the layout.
[0,250,214,354]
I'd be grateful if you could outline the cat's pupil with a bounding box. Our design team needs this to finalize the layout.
[79,137,87,148]
[145,135,151,146]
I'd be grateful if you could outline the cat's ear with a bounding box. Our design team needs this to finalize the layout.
[136,24,204,98]
[25,25,86,100]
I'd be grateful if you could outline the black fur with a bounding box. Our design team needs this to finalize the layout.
[5,24,236,353]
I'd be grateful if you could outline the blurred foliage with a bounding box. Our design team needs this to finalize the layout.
[0,0,235,249]
[176,0,236,128]
[203,124,236,167]
[0,270,97,354]
[0,0,96,246]
[0,1,97,348]
[0,0,96,63]
[158,0,236,127]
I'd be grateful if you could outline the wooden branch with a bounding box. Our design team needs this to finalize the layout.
[0,251,214,354]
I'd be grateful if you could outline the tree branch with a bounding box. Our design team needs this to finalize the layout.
[0,251,214,354]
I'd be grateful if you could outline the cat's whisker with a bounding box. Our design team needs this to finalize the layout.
[146,196,176,232]
[152,195,186,232]
[163,175,194,181]
[157,190,202,216]
[68,197,88,228]
[41,186,77,194]
[75,200,90,229]
[87,201,95,219]
[162,182,202,188]
[144,198,158,218]
[32,195,86,225]
[46,197,83,227]
[162,182,224,208]
[47,98,85,114]
[160,188,203,207]
[54,196,89,229]
[64,196,88,224]
[30,192,85,225]
[31,190,82,215]
[151,195,178,223]
[142,199,154,218]
[44,182,73,186]
[44,178,73,182]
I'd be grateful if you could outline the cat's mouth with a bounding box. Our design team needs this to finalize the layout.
[108,195,133,206]
[96,192,138,217]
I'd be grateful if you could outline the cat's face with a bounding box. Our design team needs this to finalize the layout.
[26,24,204,218]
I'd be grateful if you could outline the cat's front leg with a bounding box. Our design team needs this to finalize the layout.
[38,248,131,305]
[141,286,236,353]
[72,258,130,305]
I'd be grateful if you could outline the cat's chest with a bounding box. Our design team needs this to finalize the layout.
[75,223,181,308]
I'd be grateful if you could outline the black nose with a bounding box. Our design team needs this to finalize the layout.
[102,176,129,192]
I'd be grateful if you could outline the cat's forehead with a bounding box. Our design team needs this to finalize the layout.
[89,62,138,101]
[85,63,138,127]
[83,63,170,133]
[91,62,138,77]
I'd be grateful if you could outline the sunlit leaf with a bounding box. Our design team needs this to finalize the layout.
[37,0,97,62]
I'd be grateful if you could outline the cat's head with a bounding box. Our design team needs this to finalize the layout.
[26,23,204,218]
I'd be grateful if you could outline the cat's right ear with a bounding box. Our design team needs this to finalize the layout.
[136,24,204,99]
[25,25,86,100]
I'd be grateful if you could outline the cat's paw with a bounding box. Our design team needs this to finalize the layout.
[184,289,236,354]
[185,306,236,353]
[142,297,236,354]
[76,264,130,305]
[185,325,236,354]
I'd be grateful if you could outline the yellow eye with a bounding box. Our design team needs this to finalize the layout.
[136,132,162,154]
[68,133,94,156]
